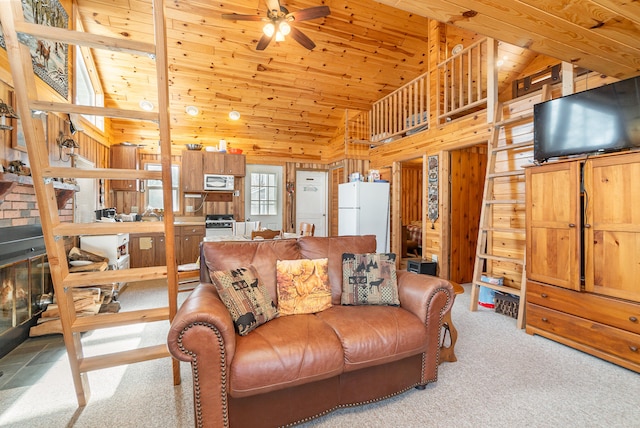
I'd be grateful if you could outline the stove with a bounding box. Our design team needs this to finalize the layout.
[205,214,234,237]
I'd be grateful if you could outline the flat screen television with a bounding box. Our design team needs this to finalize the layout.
[533,76,640,163]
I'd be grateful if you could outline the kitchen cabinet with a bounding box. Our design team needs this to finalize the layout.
[130,233,166,268]
[131,225,205,267]
[525,152,640,373]
[203,152,245,176]
[110,144,139,191]
[181,150,204,192]
[176,225,205,265]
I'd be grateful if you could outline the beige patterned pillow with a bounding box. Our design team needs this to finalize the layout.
[276,258,332,315]
[210,266,278,336]
[341,253,399,306]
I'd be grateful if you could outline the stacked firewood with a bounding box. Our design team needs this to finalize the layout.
[29,247,119,337]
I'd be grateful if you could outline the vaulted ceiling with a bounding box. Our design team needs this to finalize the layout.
[75,0,639,152]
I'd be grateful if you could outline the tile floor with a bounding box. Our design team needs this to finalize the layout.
[0,334,66,391]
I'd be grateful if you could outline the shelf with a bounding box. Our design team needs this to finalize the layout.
[0,171,79,207]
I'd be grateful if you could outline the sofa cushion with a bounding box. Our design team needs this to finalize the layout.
[229,314,344,398]
[298,235,377,304]
[341,252,399,306]
[315,305,429,372]
[202,239,300,303]
[210,266,279,336]
[276,258,332,315]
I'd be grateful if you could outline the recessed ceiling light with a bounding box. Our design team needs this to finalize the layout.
[139,100,154,111]
[229,110,241,121]
[185,106,199,116]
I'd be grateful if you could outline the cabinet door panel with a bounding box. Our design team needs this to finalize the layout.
[110,145,138,191]
[182,150,203,192]
[225,154,246,176]
[203,152,225,174]
[585,153,640,301]
[526,162,580,289]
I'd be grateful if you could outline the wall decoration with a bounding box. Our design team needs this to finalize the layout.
[0,0,69,99]
[428,155,439,227]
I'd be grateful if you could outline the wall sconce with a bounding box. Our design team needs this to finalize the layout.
[57,131,79,162]
[0,98,19,131]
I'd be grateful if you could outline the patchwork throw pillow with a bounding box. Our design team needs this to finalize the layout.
[341,253,399,306]
[276,258,332,315]
[210,266,278,336]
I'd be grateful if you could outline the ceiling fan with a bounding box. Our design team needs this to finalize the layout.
[222,0,330,51]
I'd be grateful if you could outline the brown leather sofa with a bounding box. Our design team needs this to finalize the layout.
[167,235,454,428]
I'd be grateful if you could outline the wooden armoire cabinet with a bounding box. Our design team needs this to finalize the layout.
[525,151,640,373]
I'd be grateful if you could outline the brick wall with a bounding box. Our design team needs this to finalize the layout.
[0,183,73,228]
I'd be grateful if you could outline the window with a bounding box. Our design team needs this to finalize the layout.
[250,173,277,215]
[144,163,180,212]
[74,45,104,131]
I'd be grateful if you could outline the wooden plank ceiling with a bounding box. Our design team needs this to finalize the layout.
[75,0,639,153]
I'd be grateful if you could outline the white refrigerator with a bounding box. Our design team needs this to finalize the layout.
[338,181,390,253]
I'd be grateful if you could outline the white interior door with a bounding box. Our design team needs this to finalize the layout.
[296,171,328,237]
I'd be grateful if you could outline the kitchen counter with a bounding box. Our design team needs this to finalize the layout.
[173,216,205,226]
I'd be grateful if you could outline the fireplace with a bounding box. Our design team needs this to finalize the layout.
[0,225,52,359]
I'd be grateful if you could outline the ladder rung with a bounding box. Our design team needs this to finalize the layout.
[472,280,522,296]
[480,227,526,234]
[29,100,158,122]
[491,141,533,152]
[54,222,167,237]
[488,170,525,178]
[14,21,156,57]
[63,267,168,288]
[72,307,170,333]
[494,111,534,128]
[79,344,169,373]
[477,252,525,264]
[43,167,162,181]
[484,199,525,205]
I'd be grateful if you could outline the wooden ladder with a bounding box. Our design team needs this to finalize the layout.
[0,0,179,405]
[469,87,551,329]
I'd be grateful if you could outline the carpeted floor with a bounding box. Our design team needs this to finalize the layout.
[1,279,639,427]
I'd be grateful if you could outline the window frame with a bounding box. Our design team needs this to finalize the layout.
[250,172,278,216]
[143,162,180,213]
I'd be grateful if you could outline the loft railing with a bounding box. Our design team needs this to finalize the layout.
[346,110,371,145]
[370,71,430,143]
[437,38,488,123]
[347,38,491,145]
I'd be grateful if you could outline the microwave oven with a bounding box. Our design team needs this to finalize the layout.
[204,174,235,191]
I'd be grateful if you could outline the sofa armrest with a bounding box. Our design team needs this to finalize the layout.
[168,282,236,363]
[397,270,454,324]
[167,283,237,427]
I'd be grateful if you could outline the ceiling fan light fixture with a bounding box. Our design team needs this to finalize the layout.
[275,31,285,42]
[229,110,241,120]
[263,22,275,37]
[279,21,291,36]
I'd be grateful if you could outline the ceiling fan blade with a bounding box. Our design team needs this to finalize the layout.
[256,33,274,51]
[289,26,316,50]
[288,6,330,22]
[222,13,264,21]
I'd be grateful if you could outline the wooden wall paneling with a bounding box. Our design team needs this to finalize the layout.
[391,162,402,260]
[401,164,422,224]
[329,166,343,236]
